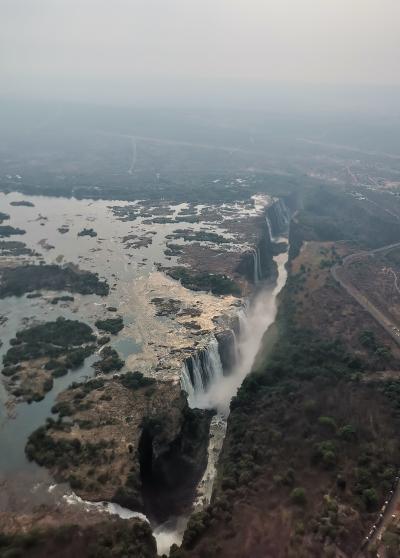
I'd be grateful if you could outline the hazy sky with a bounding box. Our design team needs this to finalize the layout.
[1,0,400,107]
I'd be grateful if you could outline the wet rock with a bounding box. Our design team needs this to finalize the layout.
[215,330,237,373]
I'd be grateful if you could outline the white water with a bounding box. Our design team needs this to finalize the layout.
[180,336,225,408]
[64,491,183,555]
[189,240,288,520]
[190,248,288,415]
[252,246,263,284]
[63,491,148,522]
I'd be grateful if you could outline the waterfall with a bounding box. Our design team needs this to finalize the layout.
[277,198,290,228]
[252,247,263,284]
[253,248,259,284]
[231,328,240,365]
[267,198,290,237]
[192,247,289,514]
[180,335,224,408]
[256,247,262,282]
[266,215,274,243]
[237,307,248,335]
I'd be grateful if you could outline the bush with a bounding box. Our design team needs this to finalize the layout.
[290,487,307,506]
[121,371,155,390]
[359,330,376,350]
[362,488,378,511]
[95,317,124,335]
[339,424,357,442]
[318,416,337,433]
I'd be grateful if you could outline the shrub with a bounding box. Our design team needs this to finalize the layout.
[339,424,357,442]
[362,488,378,511]
[290,487,307,506]
[95,317,124,335]
[318,416,338,433]
[121,371,155,390]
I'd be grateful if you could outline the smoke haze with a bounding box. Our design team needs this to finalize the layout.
[1,0,400,111]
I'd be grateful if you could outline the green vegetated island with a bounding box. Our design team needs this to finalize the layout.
[166,267,241,297]
[0,225,26,238]
[0,264,109,298]
[2,318,98,402]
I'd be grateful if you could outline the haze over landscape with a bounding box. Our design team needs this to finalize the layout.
[1,2,400,558]
[2,0,400,110]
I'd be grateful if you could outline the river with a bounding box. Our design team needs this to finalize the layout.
[0,190,288,555]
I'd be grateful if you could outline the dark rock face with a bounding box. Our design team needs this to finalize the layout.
[215,330,237,374]
[139,406,212,522]
[235,251,255,283]
[266,198,291,237]
[257,231,275,280]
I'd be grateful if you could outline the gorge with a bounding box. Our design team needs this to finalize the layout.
[0,190,291,556]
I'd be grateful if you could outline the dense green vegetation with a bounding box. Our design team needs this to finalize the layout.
[67,377,105,395]
[26,424,115,468]
[2,319,96,400]
[0,225,26,237]
[93,346,125,374]
[289,186,400,258]
[0,149,311,203]
[50,295,74,305]
[120,371,155,390]
[167,267,241,296]
[95,317,124,334]
[180,324,400,556]
[3,318,95,366]
[78,227,97,237]
[164,243,184,257]
[0,241,36,257]
[0,264,109,297]
[10,200,35,207]
[171,230,229,244]
[0,520,157,558]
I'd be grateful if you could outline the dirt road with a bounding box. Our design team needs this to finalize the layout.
[331,242,400,347]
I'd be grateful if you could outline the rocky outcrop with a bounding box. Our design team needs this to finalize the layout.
[140,406,212,521]
[25,375,211,523]
[234,250,255,283]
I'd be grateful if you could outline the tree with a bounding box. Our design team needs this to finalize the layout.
[362,488,378,511]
